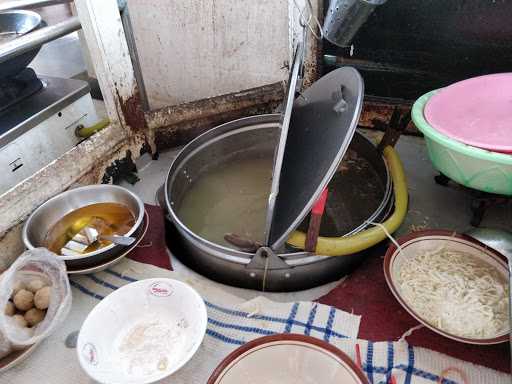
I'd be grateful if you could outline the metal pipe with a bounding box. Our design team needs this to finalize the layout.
[0,16,81,64]
[0,0,72,12]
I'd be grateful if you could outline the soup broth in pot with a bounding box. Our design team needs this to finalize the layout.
[178,156,273,248]
[177,143,387,250]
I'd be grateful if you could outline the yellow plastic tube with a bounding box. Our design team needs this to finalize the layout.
[75,118,110,138]
[286,146,408,256]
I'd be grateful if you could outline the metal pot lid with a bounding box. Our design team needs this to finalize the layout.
[264,64,364,250]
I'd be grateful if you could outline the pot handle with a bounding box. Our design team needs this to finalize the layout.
[286,146,408,256]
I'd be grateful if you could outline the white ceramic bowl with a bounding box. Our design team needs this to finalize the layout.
[77,278,207,384]
[384,230,509,345]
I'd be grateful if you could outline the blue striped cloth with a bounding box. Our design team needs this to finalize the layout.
[66,260,508,384]
[69,265,359,348]
[1,258,506,383]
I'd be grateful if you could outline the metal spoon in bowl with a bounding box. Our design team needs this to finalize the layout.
[80,225,136,246]
[98,234,136,246]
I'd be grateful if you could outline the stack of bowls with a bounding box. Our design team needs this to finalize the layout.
[411,74,512,196]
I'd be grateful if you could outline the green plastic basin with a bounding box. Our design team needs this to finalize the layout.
[412,91,512,196]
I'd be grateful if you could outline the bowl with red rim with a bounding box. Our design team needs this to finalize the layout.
[383,229,510,345]
[77,278,207,384]
[208,334,369,384]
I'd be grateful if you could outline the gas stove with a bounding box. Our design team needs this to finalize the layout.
[0,68,99,195]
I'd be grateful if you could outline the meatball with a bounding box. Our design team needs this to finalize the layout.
[13,289,34,311]
[34,286,51,310]
[26,279,45,293]
[25,308,45,327]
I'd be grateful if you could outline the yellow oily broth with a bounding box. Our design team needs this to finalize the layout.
[45,202,135,255]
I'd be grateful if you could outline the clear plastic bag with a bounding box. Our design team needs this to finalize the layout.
[0,248,71,358]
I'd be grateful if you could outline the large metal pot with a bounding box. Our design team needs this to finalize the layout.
[0,10,44,79]
[23,185,145,269]
[165,114,393,291]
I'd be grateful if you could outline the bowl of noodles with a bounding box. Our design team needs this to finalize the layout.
[384,229,510,344]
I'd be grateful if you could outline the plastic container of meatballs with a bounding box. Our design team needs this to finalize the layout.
[0,248,71,370]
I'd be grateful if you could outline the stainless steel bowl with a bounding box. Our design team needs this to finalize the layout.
[0,10,41,35]
[22,185,145,269]
[0,10,44,79]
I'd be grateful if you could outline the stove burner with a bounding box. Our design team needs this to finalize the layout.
[435,173,510,226]
[0,68,44,114]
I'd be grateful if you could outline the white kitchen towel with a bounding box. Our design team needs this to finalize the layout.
[0,258,360,383]
[0,258,509,383]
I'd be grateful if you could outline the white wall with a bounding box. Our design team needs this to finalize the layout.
[127,0,321,110]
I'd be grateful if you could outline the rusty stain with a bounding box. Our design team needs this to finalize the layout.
[360,99,418,135]
[155,99,281,149]
[117,86,148,132]
[151,81,419,150]
[302,1,323,87]
[303,59,322,88]
[146,82,284,130]
[303,38,323,88]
